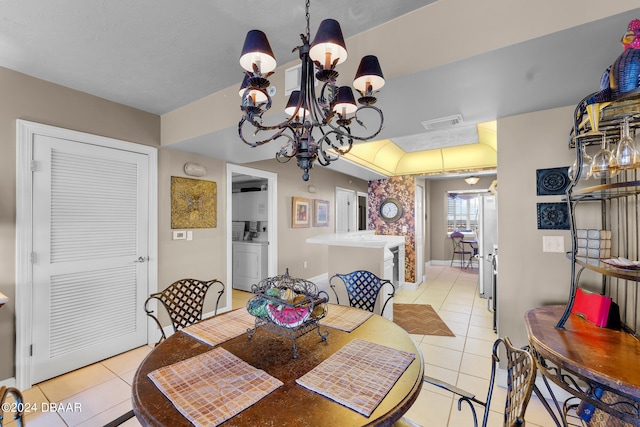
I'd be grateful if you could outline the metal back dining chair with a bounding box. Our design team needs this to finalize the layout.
[144,278,225,345]
[423,337,536,427]
[451,231,472,268]
[329,270,395,315]
[0,386,25,427]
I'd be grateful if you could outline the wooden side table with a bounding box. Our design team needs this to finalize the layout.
[525,305,640,426]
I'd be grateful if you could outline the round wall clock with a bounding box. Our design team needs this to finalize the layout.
[380,198,403,222]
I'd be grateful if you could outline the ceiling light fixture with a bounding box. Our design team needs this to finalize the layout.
[465,176,480,185]
[238,0,385,181]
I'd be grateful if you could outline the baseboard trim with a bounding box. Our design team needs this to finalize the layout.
[0,377,16,389]
[401,281,419,291]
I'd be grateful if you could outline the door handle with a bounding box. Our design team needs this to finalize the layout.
[136,256,149,263]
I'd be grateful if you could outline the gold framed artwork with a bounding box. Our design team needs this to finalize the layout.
[313,199,330,227]
[171,176,217,229]
[292,197,311,228]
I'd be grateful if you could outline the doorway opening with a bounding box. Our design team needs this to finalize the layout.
[226,165,277,295]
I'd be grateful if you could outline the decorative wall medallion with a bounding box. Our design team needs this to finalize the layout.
[536,167,570,196]
[537,202,569,230]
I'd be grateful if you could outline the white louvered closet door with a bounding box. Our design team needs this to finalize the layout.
[31,134,149,384]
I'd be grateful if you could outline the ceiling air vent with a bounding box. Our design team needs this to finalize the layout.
[421,114,464,130]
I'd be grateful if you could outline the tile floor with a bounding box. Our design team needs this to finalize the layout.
[4,264,563,427]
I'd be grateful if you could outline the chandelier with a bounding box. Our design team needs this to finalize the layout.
[238,0,385,181]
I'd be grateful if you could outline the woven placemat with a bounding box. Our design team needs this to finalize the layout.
[182,308,255,347]
[319,304,373,332]
[148,347,282,427]
[296,338,415,417]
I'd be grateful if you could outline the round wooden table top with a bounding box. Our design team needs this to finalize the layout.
[132,310,424,426]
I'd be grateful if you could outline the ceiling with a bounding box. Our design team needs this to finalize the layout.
[1,2,639,180]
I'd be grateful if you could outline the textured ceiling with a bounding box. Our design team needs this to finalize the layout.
[0,0,436,114]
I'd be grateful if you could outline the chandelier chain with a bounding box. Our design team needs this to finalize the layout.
[305,0,311,40]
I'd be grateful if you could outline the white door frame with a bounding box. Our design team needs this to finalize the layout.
[415,183,425,284]
[226,164,278,291]
[15,120,158,389]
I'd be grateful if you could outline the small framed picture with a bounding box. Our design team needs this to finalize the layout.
[292,197,311,228]
[313,199,330,227]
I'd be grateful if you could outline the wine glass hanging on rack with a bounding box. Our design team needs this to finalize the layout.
[574,102,640,181]
[615,116,638,170]
[591,133,618,180]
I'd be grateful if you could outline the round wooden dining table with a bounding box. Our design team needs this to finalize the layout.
[132,309,424,426]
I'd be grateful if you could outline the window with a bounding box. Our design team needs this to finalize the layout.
[447,192,479,232]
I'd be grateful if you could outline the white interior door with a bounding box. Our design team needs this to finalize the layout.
[30,134,149,384]
[335,187,355,233]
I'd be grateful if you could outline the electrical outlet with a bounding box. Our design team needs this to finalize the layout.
[303,261,308,268]
[543,236,564,253]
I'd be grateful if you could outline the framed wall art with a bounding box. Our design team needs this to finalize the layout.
[292,196,311,228]
[171,176,217,229]
[313,199,330,227]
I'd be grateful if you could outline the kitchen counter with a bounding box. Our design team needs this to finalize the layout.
[307,231,405,319]
[306,231,405,249]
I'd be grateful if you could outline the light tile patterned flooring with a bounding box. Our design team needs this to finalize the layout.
[395,264,558,427]
[5,264,560,426]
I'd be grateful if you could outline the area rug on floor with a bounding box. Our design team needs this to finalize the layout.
[393,304,455,336]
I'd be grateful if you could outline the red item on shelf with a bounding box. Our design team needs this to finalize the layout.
[571,288,612,327]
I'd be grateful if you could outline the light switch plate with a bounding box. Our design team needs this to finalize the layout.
[172,230,186,240]
[543,236,564,253]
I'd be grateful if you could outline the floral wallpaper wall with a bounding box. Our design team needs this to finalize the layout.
[368,176,416,283]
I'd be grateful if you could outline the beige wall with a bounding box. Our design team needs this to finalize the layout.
[0,67,160,381]
[428,175,497,262]
[497,106,575,347]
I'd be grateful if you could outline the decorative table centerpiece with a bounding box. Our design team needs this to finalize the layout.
[246,269,329,358]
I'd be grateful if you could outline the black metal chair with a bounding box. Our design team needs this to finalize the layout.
[466,241,479,268]
[451,231,472,268]
[0,386,25,427]
[422,337,537,427]
[329,270,395,315]
[144,278,225,345]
